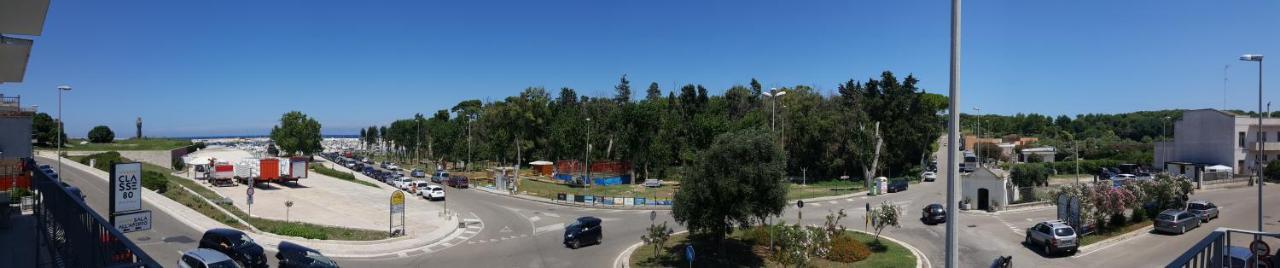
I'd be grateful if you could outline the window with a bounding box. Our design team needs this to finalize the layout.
[1241,132,1247,148]
[1265,132,1269,142]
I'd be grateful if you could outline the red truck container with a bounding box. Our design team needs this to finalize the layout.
[259,158,280,182]
[211,163,236,187]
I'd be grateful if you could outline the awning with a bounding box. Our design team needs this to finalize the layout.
[528,161,554,166]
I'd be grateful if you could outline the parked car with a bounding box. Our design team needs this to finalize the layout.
[275,241,338,268]
[1154,209,1201,234]
[643,179,662,188]
[387,164,400,171]
[563,216,603,249]
[1024,220,1078,255]
[178,248,240,268]
[431,171,449,183]
[447,176,470,189]
[886,179,908,193]
[411,181,430,194]
[921,203,946,224]
[1110,173,1137,180]
[199,228,267,268]
[421,185,445,201]
[411,169,426,178]
[1185,200,1219,222]
[396,178,413,190]
[922,171,937,182]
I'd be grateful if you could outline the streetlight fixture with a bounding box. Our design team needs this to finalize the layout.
[762,88,787,131]
[56,85,71,182]
[584,117,592,187]
[1240,53,1263,234]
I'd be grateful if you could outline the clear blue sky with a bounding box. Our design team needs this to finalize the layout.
[1,0,1276,137]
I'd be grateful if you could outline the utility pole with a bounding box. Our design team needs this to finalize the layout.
[945,0,961,267]
[56,85,71,182]
[1240,53,1264,234]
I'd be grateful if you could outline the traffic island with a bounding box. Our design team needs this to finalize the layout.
[625,229,919,268]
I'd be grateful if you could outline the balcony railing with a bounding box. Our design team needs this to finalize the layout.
[1167,227,1279,268]
[1248,142,1280,151]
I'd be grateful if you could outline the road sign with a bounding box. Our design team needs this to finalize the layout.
[391,191,406,214]
[247,194,254,205]
[113,210,152,233]
[797,200,804,208]
[110,162,143,214]
[685,245,695,265]
[247,186,255,197]
[1251,239,1270,257]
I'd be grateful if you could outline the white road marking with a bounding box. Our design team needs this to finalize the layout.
[529,216,541,222]
[534,223,565,235]
[860,196,868,199]
[463,230,478,235]
[811,203,823,207]
[541,212,561,218]
[828,201,839,204]
[500,226,512,233]
[846,198,855,202]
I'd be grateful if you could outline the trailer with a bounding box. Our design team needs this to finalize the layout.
[210,162,236,187]
[259,158,281,182]
[233,159,260,185]
[277,157,308,184]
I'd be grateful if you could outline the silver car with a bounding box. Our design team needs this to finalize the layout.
[1154,209,1201,234]
[179,248,241,268]
[1185,200,1219,222]
[1025,220,1078,255]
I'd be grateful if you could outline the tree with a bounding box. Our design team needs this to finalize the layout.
[1010,163,1049,187]
[645,82,662,101]
[976,142,1003,163]
[87,125,115,143]
[870,201,902,241]
[269,111,323,156]
[640,221,674,259]
[673,128,786,245]
[614,74,631,103]
[31,113,66,146]
[1266,160,1280,183]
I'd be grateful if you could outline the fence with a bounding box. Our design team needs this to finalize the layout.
[1011,186,1056,205]
[28,158,160,268]
[1167,227,1280,268]
[552,193,672,207]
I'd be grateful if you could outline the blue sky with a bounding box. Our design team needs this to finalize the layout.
[1,0,1276,137]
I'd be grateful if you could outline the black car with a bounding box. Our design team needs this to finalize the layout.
[199,228,267,268]
[921,204,946,224]
[563,216,603,249]
[276,241,339,268]
[887,179,908,193]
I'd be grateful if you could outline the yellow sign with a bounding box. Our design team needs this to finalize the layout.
[391,191,405,206]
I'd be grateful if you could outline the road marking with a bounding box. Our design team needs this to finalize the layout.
[541,212,561,218]
[827,201,838,204]
[500,226,512,233]
[441,242,453,247]
[846,198,854,202]
[463,218,482,222]
[811,203,823,207]
[534,223,565,235]
[398,252,409,257]
[463,230,478,235]
[529,216,541,222]
[860,196,868,199]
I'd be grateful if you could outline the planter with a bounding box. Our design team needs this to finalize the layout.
[959,202,971,211]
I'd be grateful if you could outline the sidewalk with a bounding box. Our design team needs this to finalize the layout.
[0,211,52,268]
[473,185,674,210]
[40,152,461,258]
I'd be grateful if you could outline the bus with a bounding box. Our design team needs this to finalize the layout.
[961,151,978,172]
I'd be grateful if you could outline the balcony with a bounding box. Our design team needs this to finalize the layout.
[1168,227,1279,267]
[1246,142,1280,151]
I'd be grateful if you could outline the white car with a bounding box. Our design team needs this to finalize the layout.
[387,164,400,171]
[395,178,413,190]
[177,248,239,268]
[421,185,445,201]
[922,171,937,182]
[410,181,430,194]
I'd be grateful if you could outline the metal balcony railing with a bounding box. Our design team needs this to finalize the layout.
[1167,227,1280,268]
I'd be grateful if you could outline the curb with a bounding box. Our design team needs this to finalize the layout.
[472,186,674,211]
[612,228,928,268]
[614,230,688,268]
[1075,225,1154,254]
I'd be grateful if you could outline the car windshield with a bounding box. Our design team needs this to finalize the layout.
[1157,214,1175,221]
[567,222,583,232]
[207,259,240,268]
[1187,203,1206,210]
[1054,227,1075,236]
[305,251,338,267]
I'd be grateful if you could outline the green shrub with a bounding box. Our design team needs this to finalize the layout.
[1130,208,1148,224]
[270,224,329,240]
[744,226,771,246]
[141,170,170,193]
[1108,213,1128,231]
[78,151,124,171]
[827,234,871,263]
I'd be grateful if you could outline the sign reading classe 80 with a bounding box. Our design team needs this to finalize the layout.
[112,162,143,213]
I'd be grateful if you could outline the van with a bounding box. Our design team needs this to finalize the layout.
[563,216,603,249]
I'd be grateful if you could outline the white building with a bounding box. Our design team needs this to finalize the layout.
[1019,147,1057,163]
[1154,109,1280,176]
[962,168,1011,211]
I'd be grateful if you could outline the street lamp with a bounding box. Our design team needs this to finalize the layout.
[945,0,961,266]
[584,117,592,187]
[762,88,787,131]
[56,85,71,182]
[973,107,981,165]
[1240,53,1263,234]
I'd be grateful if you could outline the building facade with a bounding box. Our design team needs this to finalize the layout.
[1154,109,1280,175]
[0,94,34,159]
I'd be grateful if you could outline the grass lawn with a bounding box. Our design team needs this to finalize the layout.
[1079,219,1153,247]
[311,165,379,188]
[518,177,676,200]
[786,180,865,200]
[631,230,915,268]
[56,139,193,151]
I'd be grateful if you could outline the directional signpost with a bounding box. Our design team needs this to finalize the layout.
[246,186,255,216]
[109,162,151,233]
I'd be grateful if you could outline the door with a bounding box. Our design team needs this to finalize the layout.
[978,188,990,211]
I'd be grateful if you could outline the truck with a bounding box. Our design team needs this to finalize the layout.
[275,157,308,184]
[210,162,236,187]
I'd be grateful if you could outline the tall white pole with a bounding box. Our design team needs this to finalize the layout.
[945,0,961,267]
[1258,58,1264,233]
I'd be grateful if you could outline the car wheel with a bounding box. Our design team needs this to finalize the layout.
[1024,234,1031,245]
[1180,225,1186,234]
[572,240,580,249]
[1043,243,1050,254]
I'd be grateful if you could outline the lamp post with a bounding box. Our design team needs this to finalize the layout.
[56,85,71,182]
[762,88,787,131]
[973,107,981,165]
[945,0,961,266]
[1240,53,1263,234]
[584,117,592,187]
[1163,116,1171,139]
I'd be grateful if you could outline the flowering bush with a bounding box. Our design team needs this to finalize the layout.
[769,223,829,266]
[827,234,871,263]
[1053,174,1194,232]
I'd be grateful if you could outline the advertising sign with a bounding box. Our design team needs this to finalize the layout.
[390,191,406,214]
[110,162,143,214]
[113,210,152,233]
